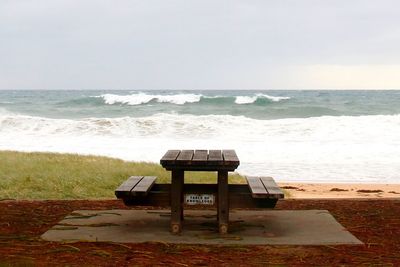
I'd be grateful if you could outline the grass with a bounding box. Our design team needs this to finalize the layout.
[0,150,245,200]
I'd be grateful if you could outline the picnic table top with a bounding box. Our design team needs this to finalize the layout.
[160,149,240,171]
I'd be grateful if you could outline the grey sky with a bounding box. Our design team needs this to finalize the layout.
[1,0,400,89]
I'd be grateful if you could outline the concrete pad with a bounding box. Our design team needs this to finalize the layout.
[41,210,363,245]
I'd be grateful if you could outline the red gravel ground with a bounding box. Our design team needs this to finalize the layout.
[1,199,400,266]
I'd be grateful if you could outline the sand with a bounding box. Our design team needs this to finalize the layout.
[278,182,400,198]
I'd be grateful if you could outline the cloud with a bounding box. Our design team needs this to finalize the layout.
[293,65,400,89]
[0,0,400,89]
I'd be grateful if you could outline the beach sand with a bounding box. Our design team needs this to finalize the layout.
[279,182,400,199]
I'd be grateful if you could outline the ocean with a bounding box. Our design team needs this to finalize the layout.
[1,90,400,183]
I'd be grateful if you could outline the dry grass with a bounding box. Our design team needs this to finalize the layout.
[0,150,245,200]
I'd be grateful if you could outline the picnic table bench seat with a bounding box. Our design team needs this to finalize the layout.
[246,176,285,199]
[116,176,284,208]
[115,176,157,199]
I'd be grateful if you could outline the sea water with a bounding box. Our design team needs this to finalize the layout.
[1,90,399,183]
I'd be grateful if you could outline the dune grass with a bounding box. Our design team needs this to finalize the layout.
[0,150,245,200]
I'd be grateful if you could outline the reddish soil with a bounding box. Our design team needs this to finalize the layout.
[1,199,400,266]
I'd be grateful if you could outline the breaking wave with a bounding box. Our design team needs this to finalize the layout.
[95,92,290,106]
[235,94,290,104]
[1,112,400,183]
[98,93,202,105]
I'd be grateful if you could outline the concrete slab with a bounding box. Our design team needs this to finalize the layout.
[41,210,363,245]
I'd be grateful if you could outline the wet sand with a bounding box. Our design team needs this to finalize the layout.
[278,183,400,198]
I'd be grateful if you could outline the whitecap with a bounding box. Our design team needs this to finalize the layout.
[257,94,291,102]
[235,94,290,104]
[235,96,258,104]
[97,93,202,105]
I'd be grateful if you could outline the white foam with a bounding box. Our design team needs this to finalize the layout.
[1,113,400,183]
[97,93,290,105]
[235,94,290,104]
[235,96,257,104]
[0,108,13,115]
[259,94,291,102]
[98,93,202,105]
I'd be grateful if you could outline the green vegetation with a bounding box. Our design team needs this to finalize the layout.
[0,151,245,200]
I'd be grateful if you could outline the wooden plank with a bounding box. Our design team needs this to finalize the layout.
[176,150,194,164]
[246,176,268,198]
[170,170,184,234]
[160,150,180,166]
[161,164,238,172]
[121,184,278,209]
[217,171,229,234]
[115,176,143,198]
[160,149,239,171]
[260,177,285,199]
[208,150,223,164]
[192,150,208,165]
[131,176,157,196]
[222,150,239,166]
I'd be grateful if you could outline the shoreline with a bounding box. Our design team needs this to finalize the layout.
[2,150,399,200]
[279,182,400,199]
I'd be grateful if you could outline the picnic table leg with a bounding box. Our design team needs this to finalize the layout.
[171,170,184,234]
[181,175,184,221]
[218,170,229,234]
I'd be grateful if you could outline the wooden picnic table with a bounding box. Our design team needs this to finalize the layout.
[116,150,284,235]
[160,149,240,234]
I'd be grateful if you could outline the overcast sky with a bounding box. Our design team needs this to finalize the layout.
[1,0,400,89]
